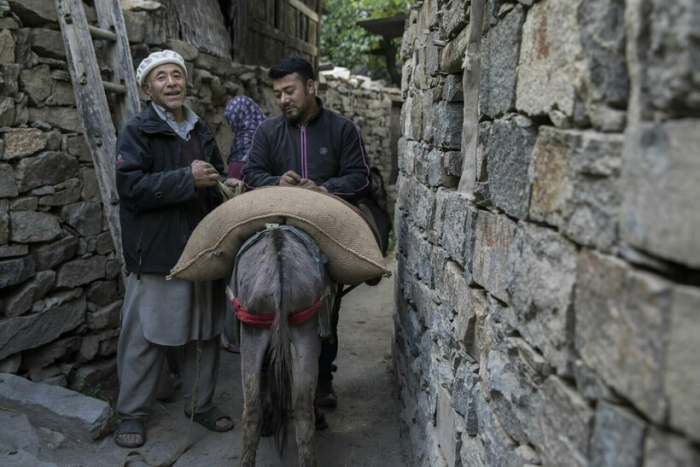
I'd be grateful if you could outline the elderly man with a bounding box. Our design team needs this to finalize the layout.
[113,50,242,448]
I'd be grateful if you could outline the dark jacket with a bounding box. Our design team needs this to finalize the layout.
[116,102,224,275]
[242,98,370,203]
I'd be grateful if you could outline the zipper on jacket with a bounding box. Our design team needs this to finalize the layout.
[136,228,143,280]
[300,124,307,179]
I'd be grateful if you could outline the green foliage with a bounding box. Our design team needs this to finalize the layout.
[321,0,412,81]
[387,228,397,255]
[74,378,116,407]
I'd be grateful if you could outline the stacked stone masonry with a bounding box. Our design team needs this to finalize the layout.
[394,0,700,466]
[0,0,397,401]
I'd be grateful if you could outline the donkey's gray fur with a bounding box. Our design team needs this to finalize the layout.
[235,228,325,467]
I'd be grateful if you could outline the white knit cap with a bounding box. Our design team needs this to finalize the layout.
[136,50,187,86]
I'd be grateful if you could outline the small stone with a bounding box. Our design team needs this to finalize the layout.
[589,401,646,467]
[6,0,58,26]
[0,29,15,64]
[27,107,81,132]
[9,210,62,243]
[0,163,18,197]
[0,353,21,374]
[30,236,79,271]
[14,151,79,193]
[28,29,65,60]
[86,300,121,331]
[0,372,111,442]
[0,244,28,259]
[59,202,103,237]
[95,232,114,255]
[0,256,35,289]
[575,249,670,423]
[0,96,14,126]
[620,121,700,268]
[644,428,700,467]
[19,64,52,105]
[9,196,38,211]
[2,280,37,318]
[55,255,106,288]
[2,128,47,160]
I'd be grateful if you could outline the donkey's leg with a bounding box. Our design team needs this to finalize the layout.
[291,319,321,467]
[240,325,272,467]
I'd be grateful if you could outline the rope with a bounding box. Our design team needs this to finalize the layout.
[233,297,322,328]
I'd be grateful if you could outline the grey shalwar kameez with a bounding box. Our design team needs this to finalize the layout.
[115,274,224,418]
[115,103,227,421]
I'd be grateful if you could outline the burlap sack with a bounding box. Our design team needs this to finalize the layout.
[168,187,391,285]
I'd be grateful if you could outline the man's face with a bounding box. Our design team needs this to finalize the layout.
[142,63,187,116]
[272,72,315,124]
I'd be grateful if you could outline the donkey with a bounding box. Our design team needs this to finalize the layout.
[231,224,333,467]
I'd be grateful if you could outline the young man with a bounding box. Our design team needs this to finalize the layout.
[113,50,243,448]
[243,55,372,408]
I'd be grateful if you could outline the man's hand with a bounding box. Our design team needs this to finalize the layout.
[298,178,328,193]
[191,160,220,188]
[279,170,301,187]
[224,177,246,194]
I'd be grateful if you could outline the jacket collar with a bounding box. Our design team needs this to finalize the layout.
[140,101,202,136]
[307,97,324,124]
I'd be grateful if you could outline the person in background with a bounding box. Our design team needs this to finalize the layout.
[113,50,243,449]
[219,95,266,354]
[224,95,267,179]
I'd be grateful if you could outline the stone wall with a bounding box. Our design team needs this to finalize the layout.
[0,0,270,395]
[0,0,396,396]
[393,0,700,466]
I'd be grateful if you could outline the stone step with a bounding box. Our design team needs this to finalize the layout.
[0,373,112,442]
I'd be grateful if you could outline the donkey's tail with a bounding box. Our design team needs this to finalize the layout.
[268,294,293,455]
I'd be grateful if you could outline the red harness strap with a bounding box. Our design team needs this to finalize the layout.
[233,297,322,329]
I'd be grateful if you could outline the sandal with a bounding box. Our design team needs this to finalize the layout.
[185,406,234,432]
[315,406,329,431]
[114,418,146,448]
[220,334,241,354]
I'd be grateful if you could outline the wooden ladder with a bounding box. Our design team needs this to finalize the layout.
[54,0,141,270]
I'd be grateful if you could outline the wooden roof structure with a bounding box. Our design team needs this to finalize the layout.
[144,0,321,68]
[356,14,408,40]
[222,0,322,70]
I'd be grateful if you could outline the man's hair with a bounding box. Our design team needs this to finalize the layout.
[268,55,315,82]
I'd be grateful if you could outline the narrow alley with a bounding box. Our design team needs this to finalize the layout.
[23,256,406,467]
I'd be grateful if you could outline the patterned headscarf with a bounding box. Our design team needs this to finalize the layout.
[224,96,266,164]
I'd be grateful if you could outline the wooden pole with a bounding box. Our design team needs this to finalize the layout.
[94,0,141,131]
[55,0,125,270]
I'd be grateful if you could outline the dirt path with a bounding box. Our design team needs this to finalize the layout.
[44,256,405,466]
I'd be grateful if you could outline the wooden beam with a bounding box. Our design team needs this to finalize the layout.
[251,17,286,41]
[102,80,126,94]
[290,0,319,22]
[87,24,116,41]
[249,18,317,56]
[287,35,317,56]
